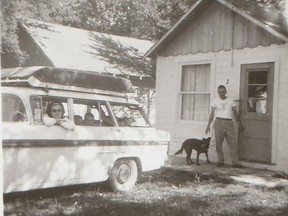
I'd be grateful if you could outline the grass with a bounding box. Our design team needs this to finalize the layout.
[4,167,288,216]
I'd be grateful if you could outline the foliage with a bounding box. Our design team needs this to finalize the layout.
[88,33,155,78]
[1,0,196,66]
[136,87,155,122]
[87,33,156,119]
[1,0,78,65]
[69,0,197,41]
[2,0,286,65]
[253,0,287,9]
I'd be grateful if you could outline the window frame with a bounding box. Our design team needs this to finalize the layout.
[28,94,150,128]
[178,63,211,122]
[64,98,117,127]
[30,95,72,124]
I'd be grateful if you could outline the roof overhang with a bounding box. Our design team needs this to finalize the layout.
[144,0,205,58]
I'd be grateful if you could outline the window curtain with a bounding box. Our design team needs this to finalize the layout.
[181,64,210,121]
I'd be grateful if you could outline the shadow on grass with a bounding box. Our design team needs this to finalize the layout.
[66,199,190,216]
[5,187,211,216]
[139,167,235,185]
[58,195,210,216]
[4,167,288,216]
[241,204,288,216]
[4,181,112,202]
[278,204,288,215]
[4,167,234,202]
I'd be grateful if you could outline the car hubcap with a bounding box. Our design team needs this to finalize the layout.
[117,164,131,184]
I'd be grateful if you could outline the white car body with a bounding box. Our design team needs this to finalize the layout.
[2,67,170,193]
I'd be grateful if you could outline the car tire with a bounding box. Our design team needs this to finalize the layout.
[109,159,138,192]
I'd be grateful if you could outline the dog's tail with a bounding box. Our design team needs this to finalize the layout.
[174,144,184,155]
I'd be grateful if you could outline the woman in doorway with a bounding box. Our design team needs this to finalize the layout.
[248,86,267,114]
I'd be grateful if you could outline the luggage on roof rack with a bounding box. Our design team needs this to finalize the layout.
[1,66,133,93]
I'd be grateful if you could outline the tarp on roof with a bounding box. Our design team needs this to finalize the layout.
[20,19,154,78]
[1,67,133,93]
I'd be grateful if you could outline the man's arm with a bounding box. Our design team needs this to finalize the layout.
[232,107,244,130]
[205,107,215,134]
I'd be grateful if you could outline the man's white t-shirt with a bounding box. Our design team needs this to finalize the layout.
[211,97,236,119]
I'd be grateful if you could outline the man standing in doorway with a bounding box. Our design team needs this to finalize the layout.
[205,85,244,168]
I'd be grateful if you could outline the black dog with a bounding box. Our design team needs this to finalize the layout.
[174,137,211,165]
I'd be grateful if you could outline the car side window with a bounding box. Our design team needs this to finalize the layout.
[30,96,71,124]
[110,103,151,127]
[42,97,69,118]
[2,93,28,122]
[73,100,114,126]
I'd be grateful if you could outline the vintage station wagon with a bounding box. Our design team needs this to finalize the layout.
[1,66,170,193]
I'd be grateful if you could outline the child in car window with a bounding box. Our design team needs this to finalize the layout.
[43,102,75,130]
[74,115,84,125]
[84,113,96,126]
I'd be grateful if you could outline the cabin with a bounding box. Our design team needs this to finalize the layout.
[145,0,288,172]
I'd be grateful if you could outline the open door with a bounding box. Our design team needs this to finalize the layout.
[239,62,274,164]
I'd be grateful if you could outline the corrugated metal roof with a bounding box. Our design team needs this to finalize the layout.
[145,0,288,58]
[21,19,154,78]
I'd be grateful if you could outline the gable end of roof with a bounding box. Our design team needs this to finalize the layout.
[145,0,288,58]
[217,0,288,43]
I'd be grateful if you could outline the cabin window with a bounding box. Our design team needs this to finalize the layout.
[2,93,28,122]
[180,64,210,121]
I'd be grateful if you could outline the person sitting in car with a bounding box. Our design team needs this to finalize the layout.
[74,115,84,125]
[43,102,75,130]
[118,116,134,127]
[84,112,100,126]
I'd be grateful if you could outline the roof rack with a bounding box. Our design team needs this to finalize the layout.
[1,67,134,97]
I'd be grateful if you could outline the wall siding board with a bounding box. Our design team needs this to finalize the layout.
[159,1,285,57]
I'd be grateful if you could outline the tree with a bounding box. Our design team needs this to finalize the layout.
[1,0,287,64]
[87,33,156,119]
[68,0,197,41]
[88,33,155,78]
[1,0,78,65]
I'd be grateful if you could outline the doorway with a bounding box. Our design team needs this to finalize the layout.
[239,62,274,164]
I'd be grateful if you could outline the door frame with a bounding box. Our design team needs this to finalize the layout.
[239,62,274,164]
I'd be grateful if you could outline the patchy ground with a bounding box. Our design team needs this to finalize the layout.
[4,167,288,216]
